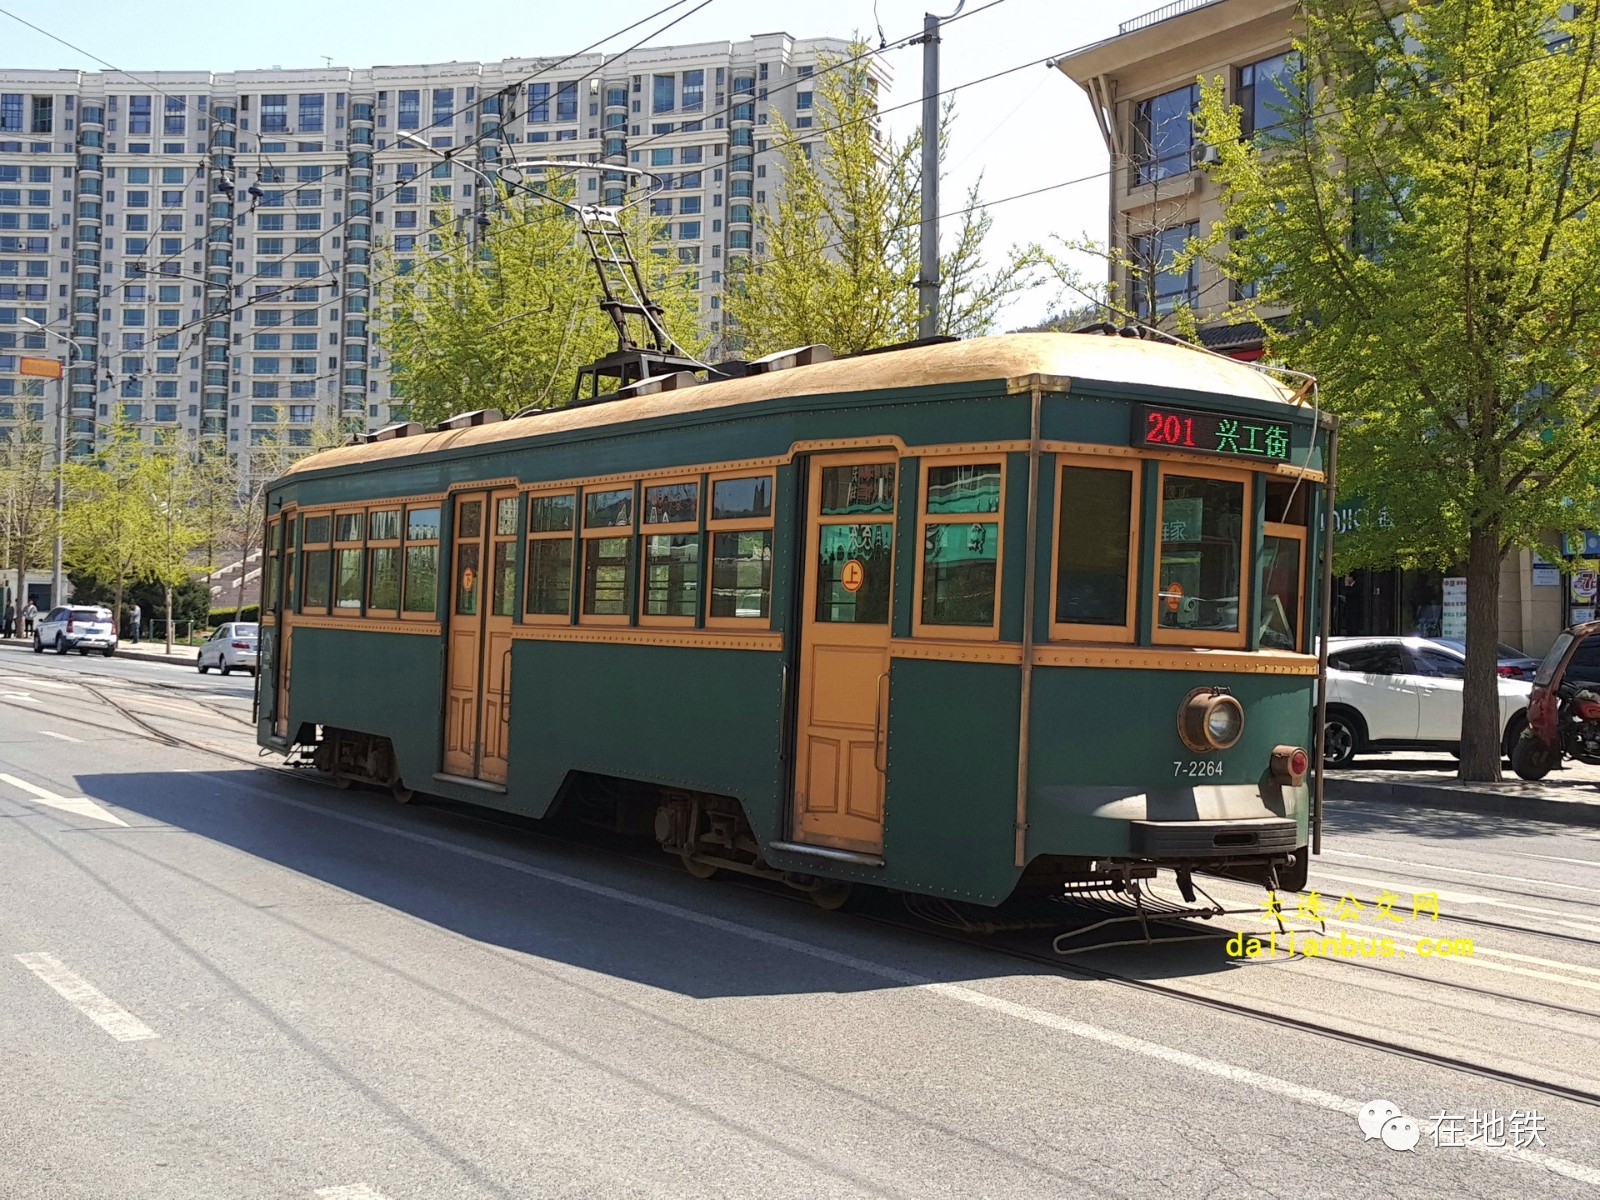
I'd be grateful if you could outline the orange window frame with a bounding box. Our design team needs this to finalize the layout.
[579,483,636,626]
[299,510,334,615]
[1260,520,1308,652]
[911,455,1005,642]
[365,506,402,617]
[524,489,577,624]
[1150,462,1253,651]
[705,469,775,629]
[639,476,701,628]
[1049,456,1141,644]
[400,502,442,619]
[331,510,365,614]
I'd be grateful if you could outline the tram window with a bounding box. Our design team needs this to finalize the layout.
[644,481,699,525]
[707,472,774,623]
[336,512,364,542]
[402,505,440,615]
[1054,463,1136,640]
[1154,471,1247,645]
[366,509,401,616]
[302,515,330,545]
[492,541,517,616]
[526,491,575,618]
[919,462,1001,631]
[334,549,362,609]
[644,534,700,617]
[816,523,893,624]
[583,537,632,616]
[369,509,400,541]
[1260,526,1304,650]
[302,549,332,611]
[264,519,280,613]
[585,488,633,528]
[1265,478,1308,525]
[582,485,635,620]
[368,548,400,613]
[710,531,771,618]
[820,464,893,515]
[711,475,771,521]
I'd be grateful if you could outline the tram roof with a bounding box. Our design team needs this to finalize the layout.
[284,332,1302,477]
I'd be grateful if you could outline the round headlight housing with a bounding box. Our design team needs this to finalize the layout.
[1178,688,1245,753]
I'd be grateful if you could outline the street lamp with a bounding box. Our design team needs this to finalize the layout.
[19,316,69,611]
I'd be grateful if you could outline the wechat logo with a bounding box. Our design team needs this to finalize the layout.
[1359,1100,1421,1152]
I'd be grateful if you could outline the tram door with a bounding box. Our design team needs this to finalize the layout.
[443,490,520,783]
[273,516,294,741]
[792,453,897,854]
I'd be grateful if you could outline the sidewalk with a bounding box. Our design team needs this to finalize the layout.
[0,634,200,666]
[1326,757,1600,827]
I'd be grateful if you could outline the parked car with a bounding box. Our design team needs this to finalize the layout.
[197,622,259,676]
[1323,636,1530,767]
[32,605,118,657]
[1426,637,1542,682]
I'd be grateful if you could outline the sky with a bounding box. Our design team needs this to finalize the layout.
[0,0,1161,330]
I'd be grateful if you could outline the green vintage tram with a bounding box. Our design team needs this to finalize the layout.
[255,332,1333,908]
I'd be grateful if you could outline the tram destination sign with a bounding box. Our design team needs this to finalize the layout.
[1134,404,1292,463]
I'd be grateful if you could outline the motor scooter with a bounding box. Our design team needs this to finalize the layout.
[1511,620,1600,780]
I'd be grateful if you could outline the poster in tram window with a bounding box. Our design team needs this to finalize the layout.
[1441,577,1467,641]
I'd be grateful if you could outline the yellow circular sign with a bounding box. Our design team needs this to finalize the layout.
[1165,581,1184,612]
[841,559,865,593]
[461,566,477,592]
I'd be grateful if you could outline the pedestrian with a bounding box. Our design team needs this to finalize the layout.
[1,606,12,639]
[23,600,36,637]
[128,602,141,645]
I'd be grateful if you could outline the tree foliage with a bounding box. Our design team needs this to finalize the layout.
[0,412,58,625]
[1190,0,1600,778]
[377,178,707,426]
[724,46,1031,354]
[62,420,163,624]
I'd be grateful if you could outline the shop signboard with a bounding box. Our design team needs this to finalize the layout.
[1562,530,1600,558]
[1532,552,1561,587]
[1441,577,1467,640]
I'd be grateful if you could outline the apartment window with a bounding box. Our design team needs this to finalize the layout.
[260,95,288,133]
[432,88,454,127]
[163,96,184,135]
[652,74,675,114]
[682,69,704,113]
[1237,52,1305,141]
[31,96,53,135]
[528,82,550,123]
[299,94,325,133]
[128,95,152,135]
[397,90,420,130]
[1132,83,1198,185]
[555,82,578,123]
[1131,222,1198,318]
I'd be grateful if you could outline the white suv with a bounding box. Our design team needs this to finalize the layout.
[1324,636,1530,767]
[33,605,119,657]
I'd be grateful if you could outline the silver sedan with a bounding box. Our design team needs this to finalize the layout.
[197,622,260,676]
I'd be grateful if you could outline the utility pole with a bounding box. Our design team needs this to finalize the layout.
[917,3,964,340]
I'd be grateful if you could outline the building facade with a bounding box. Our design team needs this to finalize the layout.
[1054,0,1569,654]
[0,33,877,489]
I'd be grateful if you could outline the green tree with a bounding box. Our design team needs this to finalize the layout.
[145,435,207,651]
[377,178,707,426]
[723,47,1031,355]
[1188,0,1600,780]
[62,419,161,629]
[0,411,58,632]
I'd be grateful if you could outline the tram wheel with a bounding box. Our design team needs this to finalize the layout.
[390,778,415,804]
[808,880,854,911]
[679,851,719,880]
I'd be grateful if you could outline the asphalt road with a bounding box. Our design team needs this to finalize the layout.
[0,646,1596,1199]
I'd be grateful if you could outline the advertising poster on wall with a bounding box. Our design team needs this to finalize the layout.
[1441,577,1467,640]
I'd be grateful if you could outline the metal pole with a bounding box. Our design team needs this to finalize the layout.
[51,367,64,609]
[917,11,942,341]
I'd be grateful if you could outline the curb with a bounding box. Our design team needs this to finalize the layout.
[115,647,201,667]
[1325,776,1600,827]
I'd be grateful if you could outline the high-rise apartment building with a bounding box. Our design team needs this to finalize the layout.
[0,33,881,486]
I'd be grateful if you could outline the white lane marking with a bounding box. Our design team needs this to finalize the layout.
[0,677,70,690]
[14,952,159,1042]
[218,774,1600,1190]
[1321,848,1598,895]
[315,1186,394,1200]
[0,691,39,703]
[1511,851,1600,869]
[0,772,128,827]
[38,730,81,743]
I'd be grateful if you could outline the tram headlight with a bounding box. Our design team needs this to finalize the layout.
[1178,687,1245,753]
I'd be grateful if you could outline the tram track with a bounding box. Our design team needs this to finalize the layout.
[11,668,1600,1111]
